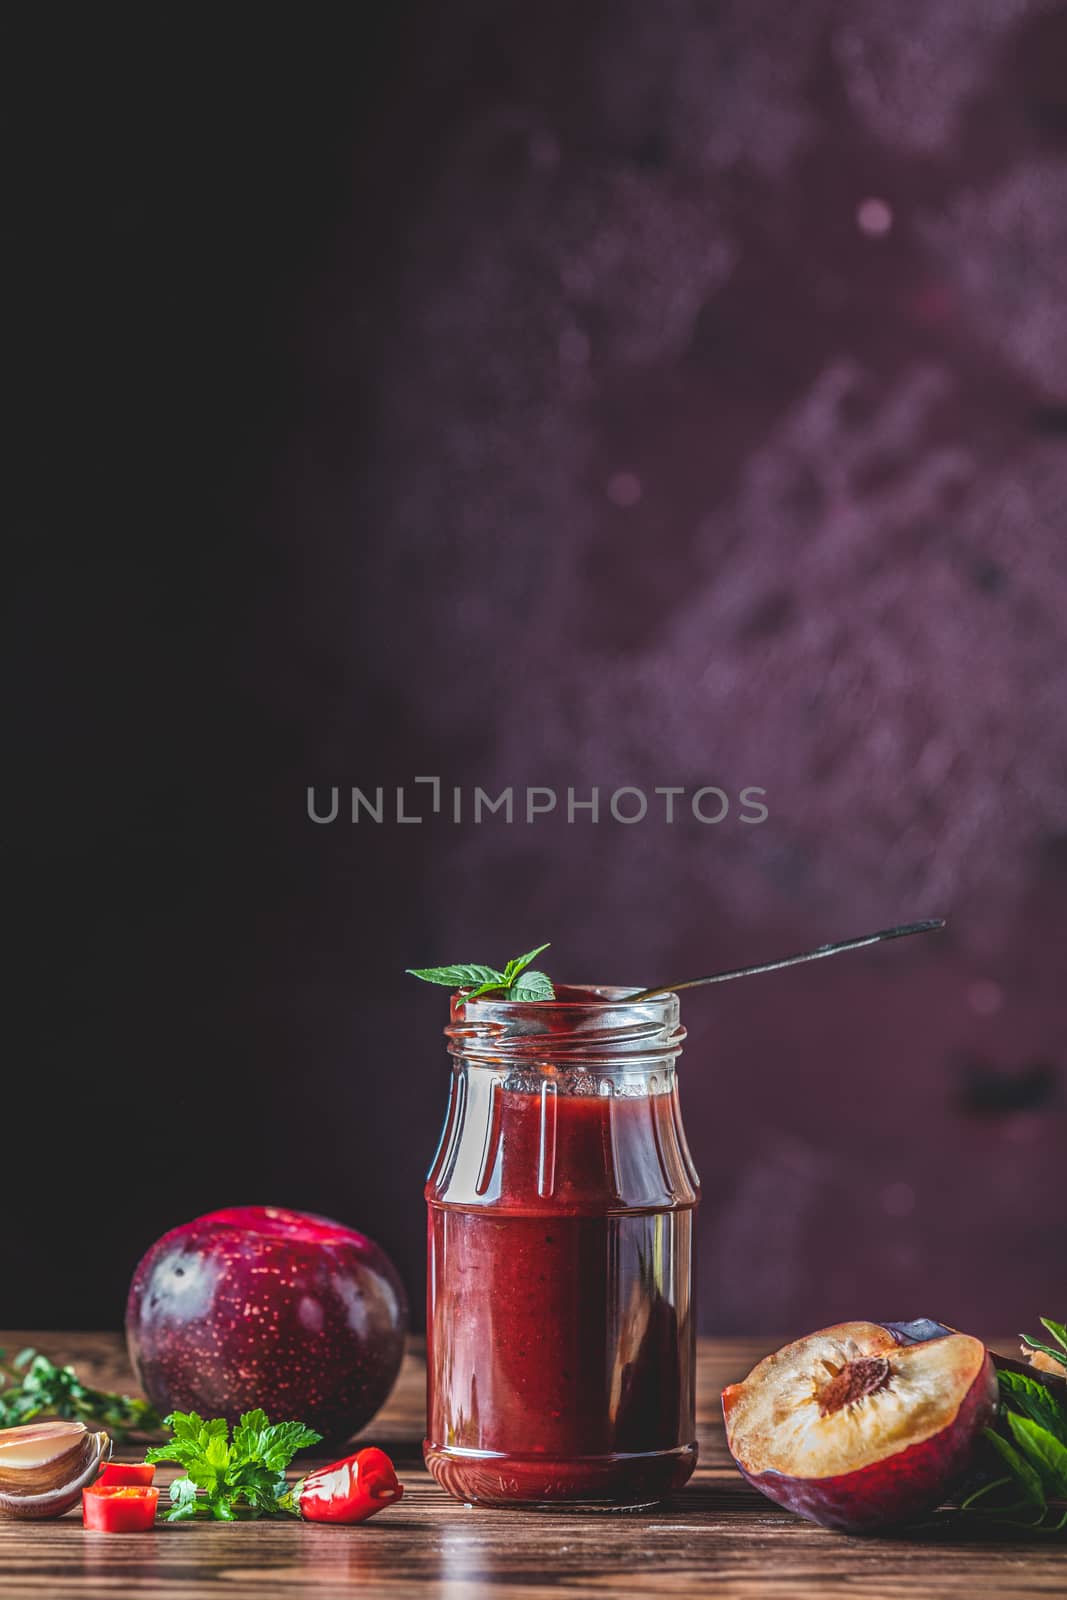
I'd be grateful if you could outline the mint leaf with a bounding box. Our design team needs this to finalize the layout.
[504,944,550,983]
[1006,1413,1067,1497]
[1021,1334,1067,1370]
[406,963,503,989]
[1039,1318,1067,1356]
[508,970,554,1001]
[462,975,510,1002]
[984,1427,1047,1510]
[998,1370,1067,1443]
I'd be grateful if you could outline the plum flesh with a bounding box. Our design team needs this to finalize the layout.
[884,1317,1067,1393]
[722,1321,997,1533]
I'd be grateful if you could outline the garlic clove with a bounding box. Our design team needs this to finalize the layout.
[0,1420,111,1519]
[0,1421,88,1472]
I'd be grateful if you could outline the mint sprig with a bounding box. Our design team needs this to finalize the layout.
[406,943,554,1002]
[961,1316,1067,1533]
[145,1408,322,1521]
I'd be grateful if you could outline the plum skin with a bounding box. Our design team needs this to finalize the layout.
[721,1328,999,1533]
[126,1206,407,1440]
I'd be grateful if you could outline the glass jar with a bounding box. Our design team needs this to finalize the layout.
[424,985,700,1509]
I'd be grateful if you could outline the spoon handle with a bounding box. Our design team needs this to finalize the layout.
[629,918,946,1002]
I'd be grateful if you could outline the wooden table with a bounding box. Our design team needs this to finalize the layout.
[1,1332,1062,1598]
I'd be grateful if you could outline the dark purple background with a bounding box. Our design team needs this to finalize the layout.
[7,2,1066,1335]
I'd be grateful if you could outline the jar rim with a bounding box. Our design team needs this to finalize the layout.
[454,983,675,1011]
[445,984,684,1065]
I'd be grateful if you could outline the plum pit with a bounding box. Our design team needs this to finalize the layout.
[817,1354,892,1416]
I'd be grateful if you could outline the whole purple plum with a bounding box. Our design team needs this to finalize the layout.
[126,1206,407,1439]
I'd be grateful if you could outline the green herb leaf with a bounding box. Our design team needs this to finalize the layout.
[149,1408,323,1522]
[1006,1412,1067,1497]
[259,1420,322,1470]
[405,963,503,989]
[966,1316,1067,1534]
[984,1427,1047,1510]
[461,975,510,1002]
[167,1477,200,1521]
[406,945,554,1002]
[504,944,551,983]
[185,1457,221,1492]
[1039,1318,1067,1357]
[230,1408,271,1460]
[1020,1334,1067,1371]
[0,1348,159,1440]
[169,1411,219,1443]
[235,1466,288,1516]
[508,970,555,1001]
[203,1433,232,1471]
[998,1369,1067,1443]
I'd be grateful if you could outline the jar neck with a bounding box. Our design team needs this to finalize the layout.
[446,984,685,1076]
[450,1060,679,1102]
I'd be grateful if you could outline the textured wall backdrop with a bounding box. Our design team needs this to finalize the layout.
[8,0,1067,1333]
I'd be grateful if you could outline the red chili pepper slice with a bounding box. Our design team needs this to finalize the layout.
[97,1462,156,1488]
[294,1446,403,1524]
[83,1483,159,1532]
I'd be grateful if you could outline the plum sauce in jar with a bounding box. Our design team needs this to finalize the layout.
[424,986,700,1509]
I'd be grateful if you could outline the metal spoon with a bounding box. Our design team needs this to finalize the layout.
[628,918,946,1002]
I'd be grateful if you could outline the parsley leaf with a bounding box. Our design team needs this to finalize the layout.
[167,1477,200,1521]
[407,944,554,1002]
[259,1419,323,1470]
[146,1409,322,1522]
[0,1348,159,1440]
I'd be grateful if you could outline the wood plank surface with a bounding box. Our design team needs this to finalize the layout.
[0,1332,1062,1599]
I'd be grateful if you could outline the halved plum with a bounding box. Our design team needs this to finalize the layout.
[722,1321,997,1533]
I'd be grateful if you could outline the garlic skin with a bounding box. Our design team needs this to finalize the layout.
[0,1421,111,1519]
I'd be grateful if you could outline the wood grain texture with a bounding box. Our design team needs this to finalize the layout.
[0,1332,1062,1599]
